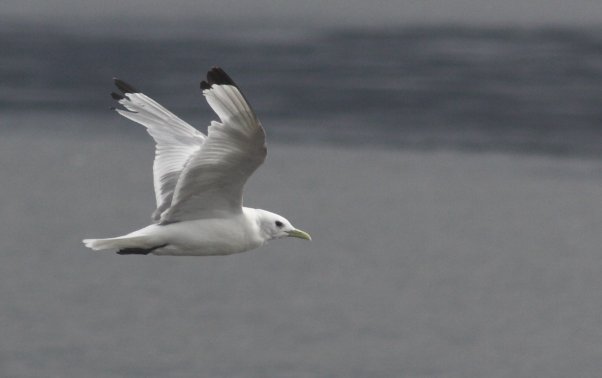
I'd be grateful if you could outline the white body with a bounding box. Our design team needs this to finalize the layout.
[85,208,268,256]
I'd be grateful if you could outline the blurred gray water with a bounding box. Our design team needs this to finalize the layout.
[3,26,602,154]
[2,24,602,377]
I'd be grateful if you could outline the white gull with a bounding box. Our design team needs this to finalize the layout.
[83,67,311,256]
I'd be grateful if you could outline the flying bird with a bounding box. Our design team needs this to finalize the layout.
[83,67,311,256]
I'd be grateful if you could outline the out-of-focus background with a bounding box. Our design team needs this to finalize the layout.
[2,1,602,377]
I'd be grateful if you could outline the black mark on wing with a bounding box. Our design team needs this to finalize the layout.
[200,66,238,90]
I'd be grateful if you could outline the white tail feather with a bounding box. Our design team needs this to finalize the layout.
[82,236,149,251]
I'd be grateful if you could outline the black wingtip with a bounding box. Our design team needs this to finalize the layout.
[200,80,211,90]
[116,248,152,255]
[116,244,168,255]
[111,92,125,100]
[200,66,237,90]
[113,77,139,94]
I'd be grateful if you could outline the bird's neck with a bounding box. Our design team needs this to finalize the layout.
[242,207,271,243]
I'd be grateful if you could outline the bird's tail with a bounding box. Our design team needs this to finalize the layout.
[83,235,155,254]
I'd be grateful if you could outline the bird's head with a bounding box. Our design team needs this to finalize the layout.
[255,209,311,242]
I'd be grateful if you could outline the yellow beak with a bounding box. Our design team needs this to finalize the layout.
[286,229,312,241]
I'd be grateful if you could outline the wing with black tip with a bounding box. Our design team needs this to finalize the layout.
[111,78,206,222]
[158,67,267,223]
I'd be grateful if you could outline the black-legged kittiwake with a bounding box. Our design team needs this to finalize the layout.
[83,67,311,256]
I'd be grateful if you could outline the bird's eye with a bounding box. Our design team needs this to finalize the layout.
[275,221,284,228]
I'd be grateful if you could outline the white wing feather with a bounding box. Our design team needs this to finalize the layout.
[158,68,266,223]
[112,83,206,221]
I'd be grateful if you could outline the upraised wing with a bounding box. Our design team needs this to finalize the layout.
[111,79,206,221]
[158,67,267,223]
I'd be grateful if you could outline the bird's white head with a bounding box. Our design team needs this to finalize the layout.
[254,209,311,242]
